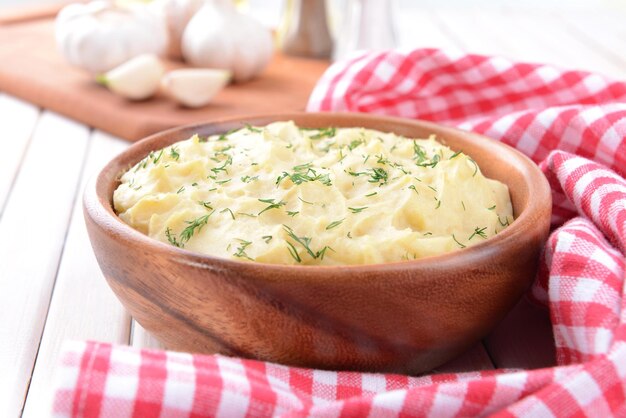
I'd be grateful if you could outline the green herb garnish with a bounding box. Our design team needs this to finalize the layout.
[348,206,368,213]
[217,128,238,141]
[326,219,345,230]
[368,168,388,185]
[198,201,213,210]
[309,127,336,140]
[241,175,259,183]
[469,227,487,240]
[169,146,180,161]
[245,123,262,133]
[283,225,331,261]
[452,234,466,248]
[220,208,235,220]
[233,239,253,260]
[449,150,462,159]
[165,227,181,248]
[180,214,210,243]
[258,198,287,215]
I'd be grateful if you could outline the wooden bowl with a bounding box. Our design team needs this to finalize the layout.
[84,112,551,374]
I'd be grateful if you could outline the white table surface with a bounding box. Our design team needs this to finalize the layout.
[1,1,626,417]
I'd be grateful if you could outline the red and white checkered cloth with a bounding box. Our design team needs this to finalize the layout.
[53,49,626,417]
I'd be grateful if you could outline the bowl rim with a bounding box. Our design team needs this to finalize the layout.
[84,111,552,274]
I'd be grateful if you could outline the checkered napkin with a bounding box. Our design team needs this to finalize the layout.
[53,50,626,417]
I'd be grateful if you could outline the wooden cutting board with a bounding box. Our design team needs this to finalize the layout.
[0,6,330,141]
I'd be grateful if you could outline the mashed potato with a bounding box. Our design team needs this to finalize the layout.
[113,121,513,265]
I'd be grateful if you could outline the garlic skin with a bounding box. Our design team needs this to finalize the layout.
[161,68,231,107]
[152,0,206,59]
[181,0,273,82]
[97,54,165,100]
[56,1,168,74]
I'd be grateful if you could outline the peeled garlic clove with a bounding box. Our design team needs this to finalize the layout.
[97,54,164,100]
[161,68,231,108]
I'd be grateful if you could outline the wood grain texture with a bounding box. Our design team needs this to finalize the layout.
[22,131,130,418]
[0,18,329,142]
[84,113,552,374]
[0,111,89,418]
[0,94,39,214]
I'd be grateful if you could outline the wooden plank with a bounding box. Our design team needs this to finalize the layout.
[0,94,39,214]
[435,343,494,374]
[21,130,130,418]
[131,321,165,350]
[395,7,464,51]
[557,9,626,77]
[502,9,626,79]
[430,7,626,79]
[0,111,89,418]
[485,298,556,369]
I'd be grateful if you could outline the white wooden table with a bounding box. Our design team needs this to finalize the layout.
[2,2,626,417]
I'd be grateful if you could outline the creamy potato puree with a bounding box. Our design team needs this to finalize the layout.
[114,121,513,265]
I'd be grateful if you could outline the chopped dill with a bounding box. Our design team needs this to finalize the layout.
[241,175,259,183]
[283,225,332,261]
[220,208,235,220]
[468,158,478,176]
[309,127,336,140]
[349,206,368,213]
[169,146,180,161]
[262,235,273,243]
[180,214,211,243]
[449,150,462,159]
[217,128,238,141]
[469,227,487,240]
[165,227,181,248]
[368,167,388,185]
[258,198,287,215]
[233,239,253,260]
[198,201,213,210]
[153,149,164,164]
[417,154,440,168]
[413,142,428,163]
[286,241,302,263]
[348,139,363,150]
[245,123,262,133]
[287,211,299,217]
[325,219,345,230]
[452,234,466,248]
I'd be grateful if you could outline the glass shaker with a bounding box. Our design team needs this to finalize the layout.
[279,0,333,59]
[332,0,397,61]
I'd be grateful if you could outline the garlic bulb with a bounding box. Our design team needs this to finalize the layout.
[152,0,206,59]
[97,54,164,100]
[181,0,273,82]
[56,1,168,74]
[161,68,230,107]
